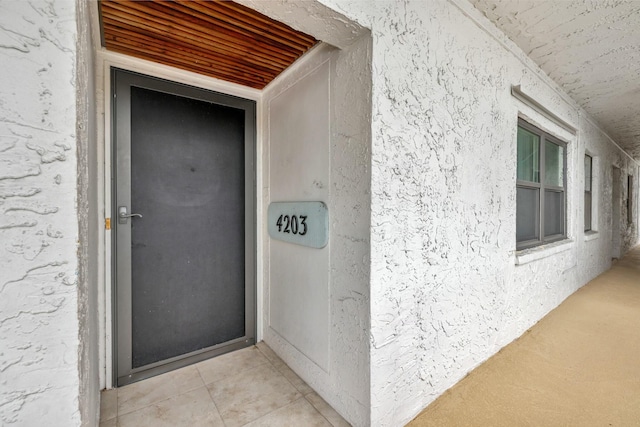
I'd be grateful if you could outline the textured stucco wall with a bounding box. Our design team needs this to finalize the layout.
[0,0,82,425]
[579,116,638,284]
[318,0,639,425]
[3,1,635,426]
[261,38,372,426]
[326,33,371,426]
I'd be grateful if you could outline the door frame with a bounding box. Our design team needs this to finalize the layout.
[111,68,257,386]
[98,54,264,389]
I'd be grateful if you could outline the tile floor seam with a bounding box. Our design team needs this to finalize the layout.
[303,394,339,427]
[239,396,312,427]
[255,344,318,400]
[195,364,206,381]
[99,395,117,422]
[205,361,303,426]
[203,381,229,427]
[255,346,276,367]
[201,360,272,389]
[253,347,282,376]
[256,347,302,389]
[115,387,228,427]
[195,364,227,427]
[196,347,270,387]
[116,382,206,417]
[263,356,279,373]
[275,362,308,395]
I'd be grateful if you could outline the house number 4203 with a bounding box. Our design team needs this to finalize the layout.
[276,215,307,236]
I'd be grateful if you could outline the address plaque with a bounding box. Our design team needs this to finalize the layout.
[267,201,328,248]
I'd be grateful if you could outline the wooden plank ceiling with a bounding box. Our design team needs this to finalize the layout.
[99,0,317,89]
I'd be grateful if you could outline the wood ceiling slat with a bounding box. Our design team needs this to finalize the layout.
[100,0,317,89]
[104,24,280,82]
[212,1,316,47]
[103,17,286,75]
[103,1,297,64]
[191,1,315,51]
[166,1,312,54]
[105,36,268,88]
[100,7,294,83]
[134,1,305,59]
[105,0,301,63]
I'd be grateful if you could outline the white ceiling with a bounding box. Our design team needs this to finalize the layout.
[470,0,640,161]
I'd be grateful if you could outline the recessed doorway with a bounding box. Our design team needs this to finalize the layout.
[112,68,256,386]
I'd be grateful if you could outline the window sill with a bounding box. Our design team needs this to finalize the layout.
[515,239,574,265]
[584,231,599,242]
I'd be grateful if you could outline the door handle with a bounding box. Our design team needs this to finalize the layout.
[118,206,142,224]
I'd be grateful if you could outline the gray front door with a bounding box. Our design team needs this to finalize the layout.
[113,69,256,386]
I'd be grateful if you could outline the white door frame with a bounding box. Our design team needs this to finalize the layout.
[94,47,264,389]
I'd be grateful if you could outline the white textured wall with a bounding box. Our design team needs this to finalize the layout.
[269,58,332,371]
[0,0,82,425]
[317,1,639,425]
[3,1,635,426]
[579,116,638,283]
[261,38,372,426]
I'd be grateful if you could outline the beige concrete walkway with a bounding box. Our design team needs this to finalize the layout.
[410,246,640,426]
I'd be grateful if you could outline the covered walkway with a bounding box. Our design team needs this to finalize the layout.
[410,246,640,426]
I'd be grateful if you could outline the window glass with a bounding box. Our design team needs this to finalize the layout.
[544,190,564,236]
[584,192,592,231]
[545,141,564,187]
[517,126,540,183]
[584,154,592,232]
[584,155,592,192]
[516,187,540,242]
[628,175,633,225]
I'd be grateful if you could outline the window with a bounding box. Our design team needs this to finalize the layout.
[628,175,634,225]
[516,119,567,249]
[584,155,592,231]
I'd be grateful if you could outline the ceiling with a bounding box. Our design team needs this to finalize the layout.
[99,0,317,89]
[471,0,640,161]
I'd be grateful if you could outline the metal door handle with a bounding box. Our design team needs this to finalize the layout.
[118,206,142,224]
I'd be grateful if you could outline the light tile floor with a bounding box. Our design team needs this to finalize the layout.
[100,342,350,427]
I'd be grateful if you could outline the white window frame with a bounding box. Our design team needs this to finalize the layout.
[584,154,593,232]
[516,118,568,250]
[628,174,634,225]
